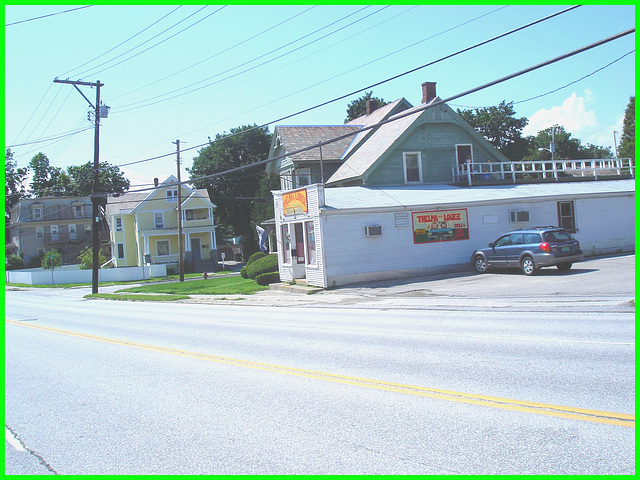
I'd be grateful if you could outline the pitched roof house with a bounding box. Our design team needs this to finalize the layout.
[106,176,218,273]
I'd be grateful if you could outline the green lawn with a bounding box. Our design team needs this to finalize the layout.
[117,276,268,296]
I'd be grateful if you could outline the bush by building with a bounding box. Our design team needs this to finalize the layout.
[245,253,278,279]
[255,271,280,286]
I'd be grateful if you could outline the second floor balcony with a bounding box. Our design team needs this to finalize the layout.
[452,158,634,186]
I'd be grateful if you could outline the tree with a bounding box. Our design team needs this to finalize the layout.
[65,161,130,196]
[41,249,62,284]
[345,91,388,123]
[525,125,582,161]
[189,124,272,255]
[5,149,29,234]
[29,152,63,196]
[618,96,635,160]
[77,246,108,270]
[457,101,529,160]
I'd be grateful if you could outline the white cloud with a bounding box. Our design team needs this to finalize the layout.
[523,91,621,148]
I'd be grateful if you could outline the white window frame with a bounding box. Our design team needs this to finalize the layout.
[156,240,170,256]
[456,144,474,166]
[36,227,44,239]
[154,212,164,229]
[115,217,123,232]
[295,168,311,187]
[166,189,178,203]
[117,243,125,259]
[403,152,423,184]
[73,205,84,218]
[32,206,42,220]
[69,224,77,240]
[50,225,59,241]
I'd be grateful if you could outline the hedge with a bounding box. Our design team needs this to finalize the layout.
[246,251,267,266]
[245,253,278,279]
[255,271,280,286]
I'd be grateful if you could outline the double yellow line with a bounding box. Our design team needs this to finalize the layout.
[6,319,634,428]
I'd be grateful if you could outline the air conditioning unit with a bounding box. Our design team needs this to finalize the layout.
[364,225,383,237]
[510,210,530,223]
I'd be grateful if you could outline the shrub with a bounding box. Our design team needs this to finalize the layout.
[77,246,108,270]
[27,255,43,268]
[240,266,248,279]
[246,251,266,266]
[245,253,278,279]
[6,254,25,270]
[255,271,280,286]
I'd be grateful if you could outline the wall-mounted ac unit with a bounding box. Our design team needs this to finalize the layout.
[510,210,530,223]
[364,225,383,237]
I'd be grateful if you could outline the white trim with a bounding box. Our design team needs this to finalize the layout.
[455,144,473,166]
[402,152,423,184]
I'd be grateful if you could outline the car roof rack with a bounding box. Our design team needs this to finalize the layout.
[513,225,560,231]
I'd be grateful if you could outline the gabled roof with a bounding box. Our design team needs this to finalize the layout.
[273,125,361,163]
[106,176,213,215]
[327,97,510,186]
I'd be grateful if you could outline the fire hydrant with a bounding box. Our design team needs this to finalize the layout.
[203,271,208,280]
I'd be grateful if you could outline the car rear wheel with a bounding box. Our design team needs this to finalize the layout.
[557,262,572,271]
[474,255,487,273]
[520,256,537,276]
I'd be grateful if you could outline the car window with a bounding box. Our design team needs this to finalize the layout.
[544,230,573,242]
[494,235,511,247]
[510,233,524,245]
[523,233,542,244]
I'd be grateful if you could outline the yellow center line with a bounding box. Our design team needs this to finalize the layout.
[6,319,634,428]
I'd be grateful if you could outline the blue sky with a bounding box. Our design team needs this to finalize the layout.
[4,4,635,189]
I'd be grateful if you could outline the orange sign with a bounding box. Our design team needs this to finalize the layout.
[283,188,308,216]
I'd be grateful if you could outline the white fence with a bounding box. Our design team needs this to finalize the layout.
[5,264,167,285]
[452,158,634,186]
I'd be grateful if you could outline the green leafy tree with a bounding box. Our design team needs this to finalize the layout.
[5,149,29,235]
[29,152,63,196]
[457,101,529,160]
[77,246,108,270]
[524,125,585,161]
[41,249,62,270]
[64,161,130,196]
[189,124,272,254]
[618,96,635,160]
[345,91,388,122]
[5,254,25,270]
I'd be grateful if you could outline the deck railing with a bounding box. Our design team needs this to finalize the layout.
[452,158,634,186]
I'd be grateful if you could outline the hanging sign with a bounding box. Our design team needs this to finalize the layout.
[282,188,308,216]
[412,208,469,244]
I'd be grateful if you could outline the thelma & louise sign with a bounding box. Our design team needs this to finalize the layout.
[412,208,469,244]
[282,188,308,216]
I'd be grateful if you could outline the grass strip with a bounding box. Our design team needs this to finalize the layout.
[86,293,190,302]
[118,276,268,296]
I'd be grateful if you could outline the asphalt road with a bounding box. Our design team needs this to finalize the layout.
[4,254,635,474]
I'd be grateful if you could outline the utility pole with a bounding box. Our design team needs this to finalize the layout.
[53,78,104,294]
[173,140,185,282]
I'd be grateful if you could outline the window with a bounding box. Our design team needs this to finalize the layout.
[73,205,84,218]
[32,207,42,220]
[281,224,291,263]
[364,225,383,237]
[403,152,422,184]
[557,201,576,232]
[154,212,164,229]
[295,168,311,187]
[456,145,473,166]
[185,210,194,221]
[510,210,530,223]
[157,240,170,256]
[306,221,316,265]
[115,217,123,231]
[50,225,59,241]
[117,243,125,259]
[69,224,77,240]
[166,190,178,202]
[36,227,44,239]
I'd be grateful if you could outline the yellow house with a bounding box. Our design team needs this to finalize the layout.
[106,176,217,273]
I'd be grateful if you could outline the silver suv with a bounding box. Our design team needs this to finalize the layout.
[472,226,583,275]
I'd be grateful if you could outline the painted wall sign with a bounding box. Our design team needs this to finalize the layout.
[283,188,308,216]
[412,208,469,244]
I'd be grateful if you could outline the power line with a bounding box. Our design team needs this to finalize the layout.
[57,6,183,79]
[123,26,635,195]
[115,5,584,169]
[5,5,94,27]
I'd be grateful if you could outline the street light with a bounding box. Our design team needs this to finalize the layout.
[538,147,555,161]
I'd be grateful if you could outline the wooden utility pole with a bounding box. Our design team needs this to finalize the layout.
[53,78,104,294]
[173,139,185,282]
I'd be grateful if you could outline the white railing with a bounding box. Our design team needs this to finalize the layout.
[452,158,634,186]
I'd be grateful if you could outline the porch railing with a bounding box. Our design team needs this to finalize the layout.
[452,158,634,186]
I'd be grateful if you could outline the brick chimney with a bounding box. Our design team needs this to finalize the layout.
[421,82,437,104]
[366,99,378,115]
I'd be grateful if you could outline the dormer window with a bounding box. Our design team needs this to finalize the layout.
[403,152,422,184]
[166,189,178,202]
